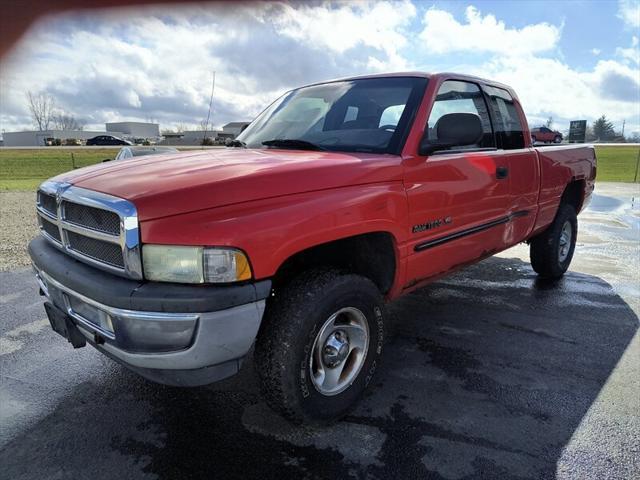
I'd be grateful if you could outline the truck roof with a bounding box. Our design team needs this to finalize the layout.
[310,71,516,96]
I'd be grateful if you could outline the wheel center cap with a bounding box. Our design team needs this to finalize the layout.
[323,331,350,367]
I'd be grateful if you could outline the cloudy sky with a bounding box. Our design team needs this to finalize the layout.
[1,0,639,136]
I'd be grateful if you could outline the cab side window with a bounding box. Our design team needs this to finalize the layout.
[483,85,525,149]
[427,80,495,150]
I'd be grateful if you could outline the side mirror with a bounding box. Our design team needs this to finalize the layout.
[419,112,484,156]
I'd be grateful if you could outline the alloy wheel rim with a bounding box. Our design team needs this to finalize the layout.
[559,221,572,262]
[309,307,369,396]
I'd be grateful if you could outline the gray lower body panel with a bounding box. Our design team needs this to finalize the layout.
[34,265,266,387]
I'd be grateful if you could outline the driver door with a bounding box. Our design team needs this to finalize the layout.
[403,79,510,289]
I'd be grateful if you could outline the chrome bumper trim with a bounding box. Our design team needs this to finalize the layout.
[34,265,266,373]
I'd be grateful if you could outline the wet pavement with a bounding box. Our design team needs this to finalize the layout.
[1,182,639,479]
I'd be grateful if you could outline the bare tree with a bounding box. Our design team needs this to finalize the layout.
[199,119,209,131]
[53,111,83,131]
[545,116,554,128]
[26,91,55,131]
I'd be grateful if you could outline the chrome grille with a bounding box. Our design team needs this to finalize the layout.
[36,181,142,279]
[38,191,57,216]
[40,216,62,242]
[62,201,121,235]
[66,231,125,268]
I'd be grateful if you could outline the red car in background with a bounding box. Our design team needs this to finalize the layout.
[531,126,563,143]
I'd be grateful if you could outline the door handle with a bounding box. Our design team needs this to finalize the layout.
[496,166,509,179]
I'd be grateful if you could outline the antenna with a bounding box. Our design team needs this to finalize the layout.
[203,71,216,147]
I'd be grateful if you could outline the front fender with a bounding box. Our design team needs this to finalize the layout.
[140,183,410,280]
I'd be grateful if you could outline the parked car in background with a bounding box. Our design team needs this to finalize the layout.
[531,127,563,144]
[86,135,132,146]
[106,146,179,162]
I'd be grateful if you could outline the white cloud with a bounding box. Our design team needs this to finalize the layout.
[474,55,639,132]
[0,2,637,137]
[591,48,601,55]
[616,36,640,65]
[0,2,416,132]
[419,5,561,55]
[618,0,640,28]
[270,1,415,57]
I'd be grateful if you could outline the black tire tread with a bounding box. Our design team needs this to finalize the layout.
[530,203,577,278]
[254,268,381,423]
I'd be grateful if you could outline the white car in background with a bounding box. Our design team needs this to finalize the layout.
[106,146,179,162]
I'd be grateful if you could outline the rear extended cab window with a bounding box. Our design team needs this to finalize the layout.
[483,85,525,150]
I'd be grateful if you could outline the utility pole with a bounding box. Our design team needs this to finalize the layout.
[622,119,625,138]
[203,71,216,147]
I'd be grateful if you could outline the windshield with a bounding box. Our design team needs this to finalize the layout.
[236,77,427,154]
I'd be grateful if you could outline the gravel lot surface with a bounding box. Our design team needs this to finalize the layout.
[0,191,37,271]
[1,183,638,479]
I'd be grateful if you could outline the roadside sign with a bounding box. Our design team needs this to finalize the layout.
[569,120,587,143]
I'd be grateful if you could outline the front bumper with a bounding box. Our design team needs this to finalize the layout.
[29,236,271,386]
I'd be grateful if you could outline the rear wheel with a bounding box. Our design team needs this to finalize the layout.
[530,203,577,278]
[255,269,384,423]
[531,135,537,144]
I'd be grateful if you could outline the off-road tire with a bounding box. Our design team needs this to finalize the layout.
[530,203,577,278]
[255,269,384,424]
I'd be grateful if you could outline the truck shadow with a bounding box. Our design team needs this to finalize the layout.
[1,256,637,480]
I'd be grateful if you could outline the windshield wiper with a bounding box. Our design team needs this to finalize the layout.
[262,139,325,151]
[227,139,246,148]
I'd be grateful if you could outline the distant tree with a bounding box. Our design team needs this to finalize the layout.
[53,112,83,131]
[545,116,554,128]
[592,115,616,140]
[199,119,209,132]
[26,91,55,131]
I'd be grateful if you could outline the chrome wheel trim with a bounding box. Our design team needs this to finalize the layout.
[559,221,572,262]
[309,307,369,396]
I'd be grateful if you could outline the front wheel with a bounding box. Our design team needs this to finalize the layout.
[530,204,577,278]
[554,135,562,143]
[255,269,384,423]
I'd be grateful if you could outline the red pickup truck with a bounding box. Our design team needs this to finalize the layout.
[29,72,596,423]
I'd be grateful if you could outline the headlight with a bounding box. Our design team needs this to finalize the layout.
[142,245,252,284]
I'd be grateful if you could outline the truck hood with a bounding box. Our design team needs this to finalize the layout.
[54,149,402,221]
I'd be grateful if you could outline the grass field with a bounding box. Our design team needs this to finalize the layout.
[0,145,638,191]
[0,148,119,191]
[593,146,639,183]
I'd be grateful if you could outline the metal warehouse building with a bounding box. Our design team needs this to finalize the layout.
[2,121,159,146]
[1,129,126,147]
[105,122,160,138]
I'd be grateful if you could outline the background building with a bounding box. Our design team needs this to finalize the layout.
[2,129,126,146]
[105,122,160,138]
[2,121,159,146]
[222,122,250,136]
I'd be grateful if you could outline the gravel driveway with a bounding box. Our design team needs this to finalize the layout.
[0,191,37,271]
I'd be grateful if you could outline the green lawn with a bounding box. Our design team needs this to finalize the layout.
[0,148,119,191]
[594,146,639,183]
[0,145,638,191]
